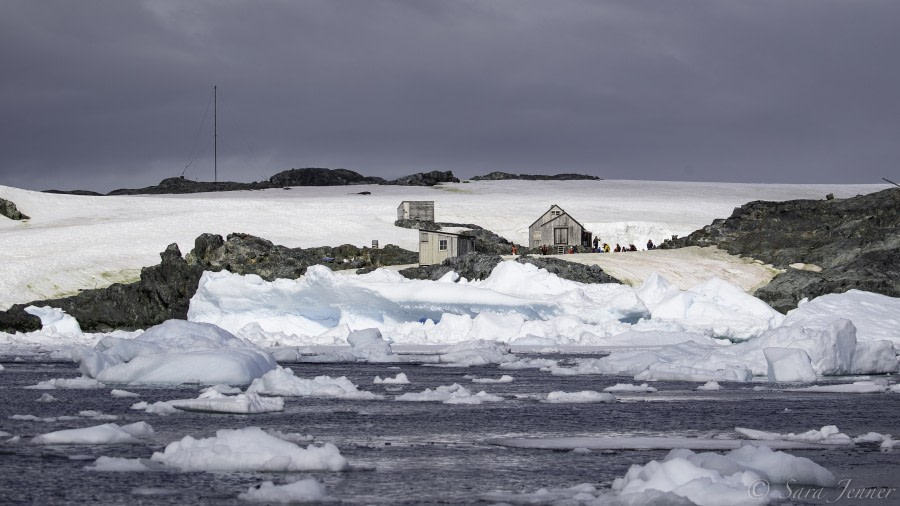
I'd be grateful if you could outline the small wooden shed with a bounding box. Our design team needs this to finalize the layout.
[418,230,475,265]
[528,205,592,252]
[397,201,435,221]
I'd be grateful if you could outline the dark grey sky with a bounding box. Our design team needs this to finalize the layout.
[2,0,899,192]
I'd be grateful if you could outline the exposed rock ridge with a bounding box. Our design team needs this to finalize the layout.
[0,198,29,220]
[470,171,601,181]
[661,187,900,312]
[0,233,417,333]
[399,252,621,285]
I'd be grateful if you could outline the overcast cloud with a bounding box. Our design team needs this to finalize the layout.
[1,0,899,192]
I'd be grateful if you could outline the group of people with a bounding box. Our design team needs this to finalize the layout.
[528,237,659,255]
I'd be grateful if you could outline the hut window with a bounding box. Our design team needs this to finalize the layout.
[439,239,448,251]
[551,210,561,217]
[420,233,429,243]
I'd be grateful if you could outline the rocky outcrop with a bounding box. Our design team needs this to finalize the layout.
[394,219,522,255]
[268,168,384,187]
[43,189,104,196]
[662,188,900,312]
[0,233,418,333]
[0,198,29,220]
[470,171,601,181]
[108,177,272,196]
[399,252,621,285]
[384,170,459,186]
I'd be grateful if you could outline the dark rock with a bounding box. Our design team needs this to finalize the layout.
[108,177,272,196]
[268,168,384,186]
[515,255,621,284]
[399,252,621,286]
[0,233,418,333]
[384,170,459,186]
[661,188,900,312]
[394,219,523,255]
[43,189,104,196]
[0,198,29,220]
[399,252,503,281]
[470,171,601,181]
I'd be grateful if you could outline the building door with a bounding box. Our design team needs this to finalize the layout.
[553,227,568,245]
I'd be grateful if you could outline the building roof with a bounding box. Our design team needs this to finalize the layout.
[419,229,476,238]
[528,204,587,232]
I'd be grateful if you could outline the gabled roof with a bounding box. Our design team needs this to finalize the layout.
[419,229,475,239]
[528,204,587,231]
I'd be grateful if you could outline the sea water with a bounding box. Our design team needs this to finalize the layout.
[1,357,898,504]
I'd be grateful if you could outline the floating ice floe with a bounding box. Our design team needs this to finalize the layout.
[484,445,835,505]
[787,380,889,394]
[32,421,154,445]
[110,389,139,398]
[131,401,179,415]
[71,320,277,385]
[550,318,897,382]
[544,391,616,403]
[736,425,852,445]
[167,390,285,414]
[84,456,153,472]
[36,393,57,402]
[471,375,514,384]
[247,366,382,400]
[151,427,348,472]
[25,377,105,389]
[395,383,503,404]
[238,479,328,503]
[613,445,835,505]
[603,383,657,393]
[374,373,410,384]
[697,381,721,391]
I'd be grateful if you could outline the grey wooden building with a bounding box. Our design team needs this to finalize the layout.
[397,201,435,221]
[418,230,475,265]
[528,205,592,252]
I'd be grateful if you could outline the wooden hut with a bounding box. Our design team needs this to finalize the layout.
[528,205,592,253]
[397,201,435,221]
[418,230,475,265]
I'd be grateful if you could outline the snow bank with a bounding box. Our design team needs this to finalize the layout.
[395,383,503,404]
[238,479,328,503]
[151,427,348,472]
[167,391,285,414]
[71,320,276,385]
[32,422,153,445]
[246,366,382,400]
[545,391,616,403]
[649,277,784,340]
[24,306,82,335]
[784,290,900,345]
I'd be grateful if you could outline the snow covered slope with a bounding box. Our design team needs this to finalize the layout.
[0,180,887,309]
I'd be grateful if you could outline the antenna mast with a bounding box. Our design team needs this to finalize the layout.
[214,85,217,183]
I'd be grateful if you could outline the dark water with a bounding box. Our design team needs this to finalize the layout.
[0,358,898,505]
